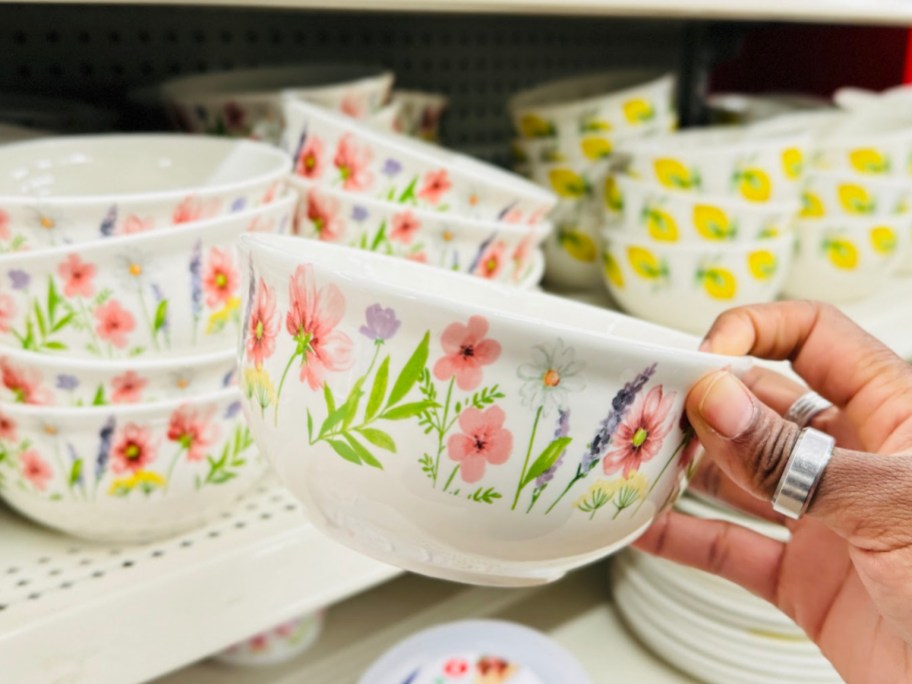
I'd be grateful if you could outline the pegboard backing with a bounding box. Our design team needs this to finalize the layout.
[0,4,687,158]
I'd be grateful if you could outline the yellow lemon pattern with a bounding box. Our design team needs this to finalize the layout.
[697,266,737,300]
[519,114,556,139]
[581,136,613,160]
[800,191,825,218]
[747,250,777,280]
[693,204,736,240]
[849,148,889,174]
[603,251,624,288]
[622,98,655,124]
[822,236,859,270]
[627,246,668,281]
[654,158,698,190]
[837,183,875,214]
[558,228,598,263]
[734,167,772,202]
[870,226,898,255]
[781,147,804,180]
[643,206,679,242]
[549,168,588,199]
[604,176,624,212]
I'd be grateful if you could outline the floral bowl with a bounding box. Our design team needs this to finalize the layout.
[800,171,912,218]
[0,134,290,250]
[617,127,810,203]
[236,233,750,586]
[0,194,294,360]
[212,611,325,667]
[508,71,675,140]
[391,90,448,141]
[283,99,556,224]
[608,174,798,243]
[783,215,911,302]
[162,64,393,142]
[0,387,264,542]
[601,230,794,334]
[0,346,236,407]
[289,176,549,285]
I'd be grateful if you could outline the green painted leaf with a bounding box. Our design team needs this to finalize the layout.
[386,332,429,408]
[47,277,61,320]
[370,221,387,251]
[365,356,389,422]
[342,433,383,469]
[33,301,47,338]
[68,459,83,487]
[521,437,573,490]
[153,300,168,333]
[50,312,75,333]
[356,427,396,453]
[398,177,418,203]
[42,341,67,351]
[323,382,336,414]
[306,409,314,442]
[91,384,106,406]
[381,400,437,420]
[340,377,366,430]
[326,439,362,466]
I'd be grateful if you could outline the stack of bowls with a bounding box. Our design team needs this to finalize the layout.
[281,98,555,287]
[0,134,295,542]
[601,126,806,334]
[507,71,677,289]
[212,610,326,668]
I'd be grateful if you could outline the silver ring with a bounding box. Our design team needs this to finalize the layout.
[784,391,833,428]
[772,427,835,520]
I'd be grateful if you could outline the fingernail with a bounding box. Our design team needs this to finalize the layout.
[698,371,754,439]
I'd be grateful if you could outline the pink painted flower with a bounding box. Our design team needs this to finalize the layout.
[57,254,96,298]
[389,211,421,244]
[173,195,220,224]
[94,300,136,349]
[246,278,279,367]
[111,423,157,474]
[167,403,218,462]
[526,207,549,226]
[0,358,49,405]
[0,410,16,442]
[305,189,344,242]
[341,93,366,119]
[406,252,428,264]
[0,209,9,240]
[501,207,523,224]
[447,406,513,483]
[603,385,676,477]
[111,370,148,404]
[418,169,452,204]
[20,450,52,491]
[203,247,238,308]
[118,215,154,235]
[286,264,354,390]
[0,293,14,333]
[433,316,501,391]
[473,240,507,280]
[334,133,373,191]
[295,135,325,180]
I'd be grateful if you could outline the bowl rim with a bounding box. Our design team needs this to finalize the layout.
[614,174,801,214]
[804,168,912,190]
[617,125,811,157]
[511,114,677,152]
[794,213,912,231]
[0,344,237,372]
[0,134,292,207]
[602,226,796,253]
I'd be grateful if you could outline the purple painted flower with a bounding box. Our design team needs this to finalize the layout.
[230,197,247,213]
[381,158,402,177]
[55,374,79,391]
[359,304,400,342]
[224,400,242,419]
[351,205,369,222]
[8,269,30,290]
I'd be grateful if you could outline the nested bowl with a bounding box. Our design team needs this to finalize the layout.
[0,194,294,360]
[391,90,448,141]
[0,387,264,542]
[289,176,550,285]
[800,170,912,218]
[283,99,556,224]
[212,611,325,667]
[237,233,749,586]
[0,134,291,250]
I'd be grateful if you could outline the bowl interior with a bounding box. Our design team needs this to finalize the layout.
[510,70,670,111]
[164,64,389,98]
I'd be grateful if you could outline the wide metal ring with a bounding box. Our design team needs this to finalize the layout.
[784,391,833,428]
[772,427,835,520]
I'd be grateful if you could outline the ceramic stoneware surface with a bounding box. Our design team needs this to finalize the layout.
[618,127,809,203]
[0,387,264,542]
[608,174,798,244]
[289,176,550,285]
[0,135,291,251]
[783,215,911,303]
[813,128,912,177]
[0,195,294,360]
[800,171,912,218]
[541,211,605,290]
[162,64,393,142]
[601,231,794,335]
[392,90,448,142]
[213,611,325,667]
[283,99,556,224]
[237,234,749,586]
[508,71,675,141]
[0,346,237,407]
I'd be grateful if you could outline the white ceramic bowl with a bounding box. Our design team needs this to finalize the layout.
[0,134,291,250]
[618,127,810,203]
[212,611,325,667]
[289,176,549,285]
[800,170,912,218]
[162,64,393,141]
[601,230,794,334]
[283,99,556,224]
[0,195,294,359]
[237,233,749,586]
[508,71,675,140]
[609,175,797,243]
[811,116,912,177]
[0,387,264,542]
[541,204,607,290]
[391,90,448,141]
[0,346,236,407]
[783,215,911,303]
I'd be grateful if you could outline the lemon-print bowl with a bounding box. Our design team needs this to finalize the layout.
[237,233,750,586]
[540,201,606,290]
[288,176,550,286]
[601,230,794,334]
[800,171,912,219]
[0,134,291,251]
[608,174,798,244]
[811,116,912,177]
[508,71,675,140]
[0,194,294,360]
[617,127,810,203]
[783,215,912,302]
[0,387,265,542]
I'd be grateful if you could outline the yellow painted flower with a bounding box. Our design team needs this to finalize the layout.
[603,251,624,288]
[643,206,679,242]
[800,191,825,218]
[849,147,889,174]
[748,250,777,280]
[243,366,277,411]
[697,266,737,300]
[603,175,624,212]
[823,236,859,270]
[781,147,804,180]
[108,470,166,496]
[837,183,875,214]
[206,296,241,334]
[693,204,736,240]
[627,246,668,281]
[558,228,598,262]
[654,158,698,190]
[870,225,898,255]
[615,471,649,501]
[575,479,620,508]
[548,168,587,199]
[735,167,772,202]
[519,114,556,139]
[581,136,613,160]
[622,98,655,124]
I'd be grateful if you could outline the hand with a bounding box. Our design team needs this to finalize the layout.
[634,301,912,684]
